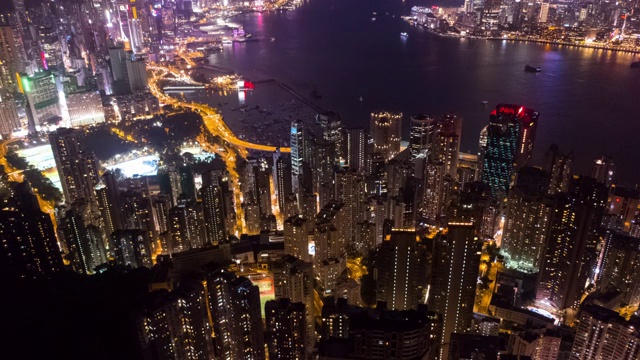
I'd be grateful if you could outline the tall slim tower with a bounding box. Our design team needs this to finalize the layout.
[290,120,308,197]
[200,182,227,245]
[429,222,482,360]
[345,127,367,173]
[481,104,539,199]
[370,111,402,161]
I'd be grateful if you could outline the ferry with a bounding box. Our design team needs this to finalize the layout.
[525,64,542,72]
[222,38,232,45]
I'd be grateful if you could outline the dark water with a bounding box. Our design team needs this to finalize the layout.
[207,0,640,185]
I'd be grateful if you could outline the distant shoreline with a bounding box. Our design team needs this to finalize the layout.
[419,27,640,55]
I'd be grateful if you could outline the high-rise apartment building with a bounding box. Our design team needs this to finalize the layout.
[60,208,107,275]
[345,127,367,173]
[271,255,315,350]
[200,182,227,245]
[481,104,539,199]
[335,169,366,247]
[0,25,26,92]
[375,229,428,311]
[503,167,553,271]
[95,170,125,238]
[135,281,215,359]
[284,215,311,262]
[570,304,640,360]
[0,90,21,134]
[265,298,307,360]
[598,233,640,310]
[0,182,63,279]
[543,144,572,195]
[168,203,201,253]
[205,269,265,360]
[49,128,100,204]
[111,229,152,268]
[273,148,292,213]
[429,222,482,360]
[537,176,607,310]
[370,111,402,161]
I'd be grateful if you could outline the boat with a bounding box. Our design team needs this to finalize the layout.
[630,61,640,68]
[271,37,276,42]
[525,64,542,72]
[481,100,488,105]
[372,17,376,21]
[222,38,232,45]
[359,96,363,102]
[401,32,408,38]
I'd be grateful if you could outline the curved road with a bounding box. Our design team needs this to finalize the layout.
[148,65,291,154]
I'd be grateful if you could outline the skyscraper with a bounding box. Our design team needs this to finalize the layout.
[334,169,366,248]
[272,255,315,351]
[317,111,343,166]
[429,222,482,360]
[409,113,436,160]
[95,170,125,238]
[345,127,367,173]
[206,269,265,360]
[49,128,100,204]
[370,111,402,161]
[432,114,462,179]
[273,148,292,213]
[291,120,308,197]
[503,167,553,271]
[200,182,227,245]
[481,104,539,199]
[0,182,63,279]
[60,207,107,275]
[375,229,429,311]
[168,203,201,253]
[265,298,307,360]
[537,176,608,310]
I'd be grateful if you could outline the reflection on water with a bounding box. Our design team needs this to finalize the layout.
[204,0,640,183]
